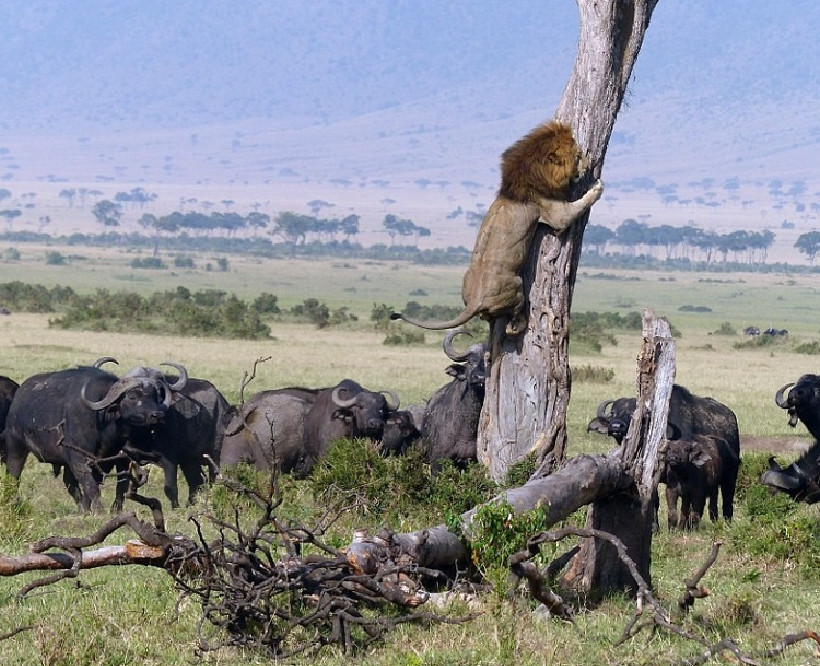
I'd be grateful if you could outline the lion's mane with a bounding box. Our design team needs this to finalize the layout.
[498,120,579,202]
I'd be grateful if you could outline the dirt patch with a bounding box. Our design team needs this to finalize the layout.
[741,435,810,455]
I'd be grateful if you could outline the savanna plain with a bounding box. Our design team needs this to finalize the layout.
[1,243,819,665]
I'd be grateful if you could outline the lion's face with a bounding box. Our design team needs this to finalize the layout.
[499,121,586,201]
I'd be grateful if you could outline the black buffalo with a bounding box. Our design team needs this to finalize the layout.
[588,384,741,521]
[421,330,487,471]
[221,390,315,473]
[0,375,19,458]
[221,379,399,476]
[4,365,174,512]
[762,375,820,503]
[380,408,422,456]
[109,361,231,508]
[664,435,724,530]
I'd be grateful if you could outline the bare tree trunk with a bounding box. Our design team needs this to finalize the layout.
[477,0,660,482]
[566,311,674,593]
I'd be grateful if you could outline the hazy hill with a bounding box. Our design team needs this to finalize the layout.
[0,0,818,262]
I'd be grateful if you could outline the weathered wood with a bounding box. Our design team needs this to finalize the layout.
[567,310,675,593]
[0,544,162,576]
[477,0,660,483]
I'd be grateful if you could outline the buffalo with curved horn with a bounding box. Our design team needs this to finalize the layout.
[3,363,176,512]
[762,375,820,503]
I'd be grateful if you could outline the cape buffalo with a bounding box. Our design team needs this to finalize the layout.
[422,330,487,471]
[588,384,740,521]
[221,390,314,473]
[664,435,724,530]
[762,375,820,503]
[4,366,175,512]
[380,408,422,456]
[222,380,399,477]
[0,375,19,458]
[301,379,399,475]
[112,362,230,508]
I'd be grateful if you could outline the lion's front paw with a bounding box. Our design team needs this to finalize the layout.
[590,179,604,199]
[505,316,526,336]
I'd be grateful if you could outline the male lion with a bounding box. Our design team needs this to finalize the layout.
[391,120,604,334]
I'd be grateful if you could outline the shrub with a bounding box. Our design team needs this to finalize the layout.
[173,254,195,268]
[795,341,820,355]
[131,256,166,269]
[713,321,737,335]
[572,364,615,383]
[45,250,65,265]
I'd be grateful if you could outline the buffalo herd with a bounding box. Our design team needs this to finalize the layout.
[1,341,819,524]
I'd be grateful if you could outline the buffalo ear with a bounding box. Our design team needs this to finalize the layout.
[691,447,713,468]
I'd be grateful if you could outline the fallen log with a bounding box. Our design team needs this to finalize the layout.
[0,541,164,576]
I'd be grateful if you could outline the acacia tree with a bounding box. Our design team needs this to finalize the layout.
[477,0,661,591]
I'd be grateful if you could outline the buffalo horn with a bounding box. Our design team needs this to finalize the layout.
[160,361,188,391]
[93,356,119,369]
[596,399,615,419]
[774,382,794,408]
[81,376,144,411]
[331,385,358,408]
[443,329,473,362]
[760,468,801,491]
[380,390,400,411]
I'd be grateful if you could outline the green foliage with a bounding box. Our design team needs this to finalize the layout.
[1,246,20,261]
[253,292,281,314]
[45,250,66,265]
[729,456,820,578]
[794,340,820,355]
[383,327,425,345]
[678,304,713,312]
[172,254,195,268]
[310,440,496,524]
[0,281,77,311]
[50,287,271,339]
[503,451,540,488]
[130,256,167,269]
[571,364,615,383]
[469,500,552,584]
[713,321,737,335]
[0,473,34,546]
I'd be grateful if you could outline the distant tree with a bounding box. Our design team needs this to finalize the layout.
[38,215,51,233]
[615,218,648,256]
[0,209,21,231]
[307,199,334,216]
[59,188,77,207]
[271,212,315,251]
[339,214,360,241]
[221,199,235,211]
[0,188,11,203]
[795,231,820,264]
[245,211,270,236]
[92,200,123,229]
[583,224,615,254]
[382,214,417,245]
[115,187,157,210]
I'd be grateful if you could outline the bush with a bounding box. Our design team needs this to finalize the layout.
[795,341,820,355]
[131,256,166,269]
[173,254,195,268]
[713,321,737,335]
[45,250,65,265]
[572,364,615,383]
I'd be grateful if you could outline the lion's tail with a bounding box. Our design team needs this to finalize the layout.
[389,308,477,331]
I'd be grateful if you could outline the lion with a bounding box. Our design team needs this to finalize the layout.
[391,120,604,335]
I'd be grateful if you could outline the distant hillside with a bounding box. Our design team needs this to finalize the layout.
[0,0,818,264]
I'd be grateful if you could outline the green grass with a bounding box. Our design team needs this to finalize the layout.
[1,246,820,664]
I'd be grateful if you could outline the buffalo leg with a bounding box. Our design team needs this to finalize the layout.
[665,485,680,530]
[159,458,180,509]
[180,460,206,506]
[61,467,83,507]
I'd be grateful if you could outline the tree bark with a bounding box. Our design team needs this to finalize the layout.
[477,0,660,482]
[567,311,674,593]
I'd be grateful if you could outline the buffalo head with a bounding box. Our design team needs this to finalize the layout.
[331,380,399,440]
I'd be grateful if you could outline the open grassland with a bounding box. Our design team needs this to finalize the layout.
[1,246,820,664]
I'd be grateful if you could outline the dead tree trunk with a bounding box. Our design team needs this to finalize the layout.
[477,0,660,482]
[566,311,674,593]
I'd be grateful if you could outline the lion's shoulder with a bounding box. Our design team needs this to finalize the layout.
[498,120,580,203]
